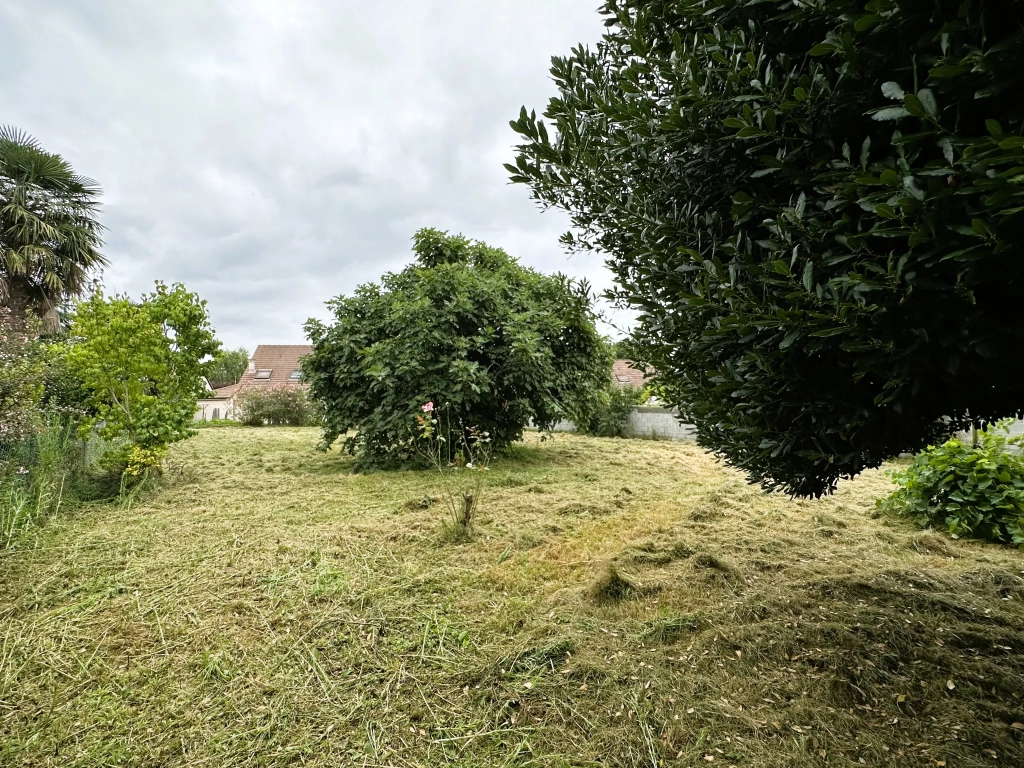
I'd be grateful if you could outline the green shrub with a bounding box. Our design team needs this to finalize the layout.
[195,419,241,429]
[581,384,646,438]
[0,416,98,547]
[510,0,1024,496]
[0,307,44,443]
[66,282,218,486]
[237,386,315,426]
[882,420,1024,547]
[303,228,611,467]
[0,314,108,542]
[40,339,92,419]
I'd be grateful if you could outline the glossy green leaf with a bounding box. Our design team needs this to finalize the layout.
[881,81,904,100]
[872,106,910,121]
[854,14,882,31]
[903,94,926,118]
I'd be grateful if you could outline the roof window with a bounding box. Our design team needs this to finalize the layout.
[616,375,632,383]
[254,369,272,379]
[289,370,302,380]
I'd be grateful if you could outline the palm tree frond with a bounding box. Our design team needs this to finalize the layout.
[0,125,42,150]
[0,127,105,320]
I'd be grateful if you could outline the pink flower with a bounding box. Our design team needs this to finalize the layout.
[422,402,434,413]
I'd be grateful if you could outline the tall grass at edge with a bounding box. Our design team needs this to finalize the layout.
[0,417,99,548]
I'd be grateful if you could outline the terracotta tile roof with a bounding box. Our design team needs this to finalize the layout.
[211,383,239,398]
[234,345,313,394]
[611,359,649,389]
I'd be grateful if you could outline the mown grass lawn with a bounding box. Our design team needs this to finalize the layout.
[1,427,1023,767]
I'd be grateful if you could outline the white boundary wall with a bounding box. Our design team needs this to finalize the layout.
[953,419,1024,448]
[561,412,1024,445]
[545,407,697,441]
[620,414,1024,444]
[529,412,1024,446]
[195,398,234,421]
[1008,420,1024,440]
[625,406,696,440]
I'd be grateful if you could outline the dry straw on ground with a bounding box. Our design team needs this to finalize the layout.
[1,427,1022,767]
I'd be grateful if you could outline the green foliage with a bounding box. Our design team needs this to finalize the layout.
[0,126,105,331]
[207,346,248,389]
[0,309,103,540]
[67,282,218,464]
[607,338,634,360]
[303,228,612,467]
[581,384,646,438]
[0,416,98,548]
[237,386,316,426]
[415,402,493,539]
[39,338,92,418]
[640,381,667,405]
[509,0,1024,496]
[883,421,1024,547]
[0,307,44,442]
[194,419,241,429]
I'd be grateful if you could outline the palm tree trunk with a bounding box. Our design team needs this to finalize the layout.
[1,276,36,336]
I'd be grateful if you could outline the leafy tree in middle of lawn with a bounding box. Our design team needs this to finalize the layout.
[67,282,219,476]
[303,228,612,466]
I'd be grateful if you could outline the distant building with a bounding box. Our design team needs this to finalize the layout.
[234,344,312,393]
[195,383,239,421]
[611,359,649,389]
[194,344,312,421]
[196,350,650,421]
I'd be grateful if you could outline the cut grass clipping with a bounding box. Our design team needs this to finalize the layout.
[1,427,1023,767]
[588,563,641,604]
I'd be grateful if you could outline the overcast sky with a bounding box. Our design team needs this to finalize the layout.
[0,1,629,352]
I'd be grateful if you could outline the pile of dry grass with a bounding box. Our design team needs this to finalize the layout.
[0,427,1021,766]
[587,563,642,604]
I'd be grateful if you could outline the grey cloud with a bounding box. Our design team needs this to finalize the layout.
[314,168,366,189]
[0,0,633,351]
